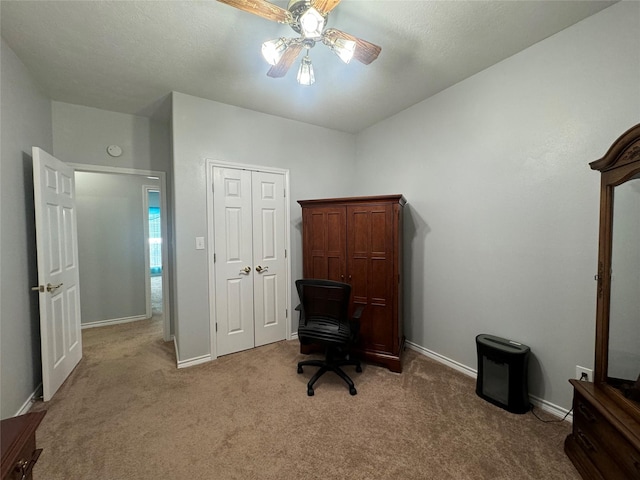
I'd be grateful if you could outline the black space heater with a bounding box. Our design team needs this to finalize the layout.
[475,334,531,414]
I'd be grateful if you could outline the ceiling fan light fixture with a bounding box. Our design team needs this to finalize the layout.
[297,55,315,85]
[299,7,325,38]
[261,37,288,65]
[331,37,356,63]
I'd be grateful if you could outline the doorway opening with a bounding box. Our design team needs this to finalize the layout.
[70,163,171,342]
[145,187,163,317]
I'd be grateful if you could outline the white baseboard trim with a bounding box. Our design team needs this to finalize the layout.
[173,336,179,365]
[15,383,42,416]
[174,338,212,369]
[177,354,212,369]
[81,314,148,329]
[405,340,477,378]
[529,394,573,422]
[405,340,572,422]
[290,332,298,340]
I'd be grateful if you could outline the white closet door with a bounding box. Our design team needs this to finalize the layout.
[252,171,287,347]
[213,167,287,356]
[213,167,255,356]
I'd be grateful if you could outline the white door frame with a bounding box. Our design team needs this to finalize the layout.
[206,159,292,360]
[67,163,171,342]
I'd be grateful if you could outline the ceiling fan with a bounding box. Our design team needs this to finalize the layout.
[217,0,382,85]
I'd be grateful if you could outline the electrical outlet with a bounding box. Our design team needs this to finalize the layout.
[576,365,593,382]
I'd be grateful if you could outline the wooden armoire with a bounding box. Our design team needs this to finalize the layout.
[298,194,406,372]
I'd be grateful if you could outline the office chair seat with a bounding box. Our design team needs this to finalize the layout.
[295,279,363,396]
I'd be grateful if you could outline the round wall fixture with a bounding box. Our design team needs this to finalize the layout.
[107,145,123,157]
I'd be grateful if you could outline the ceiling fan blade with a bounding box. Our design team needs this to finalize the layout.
[311,0,342,15]
[325,28,381,65]
[217,0,291,23]
[267,43,304,78]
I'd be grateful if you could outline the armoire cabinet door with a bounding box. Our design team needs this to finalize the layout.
[302,206,346,281]
[347,203,395,355]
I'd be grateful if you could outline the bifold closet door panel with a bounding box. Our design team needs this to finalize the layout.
[213,167,255,356]
[252,171,287,347]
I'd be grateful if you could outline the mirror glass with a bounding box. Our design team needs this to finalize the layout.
[607,171,640,402]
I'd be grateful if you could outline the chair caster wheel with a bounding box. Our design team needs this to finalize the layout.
[307,388,314,396]
[297,365,303,374]
[356,365,362,373]
[349,387,357,396]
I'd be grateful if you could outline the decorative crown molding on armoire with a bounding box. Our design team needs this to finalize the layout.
[298,194,406,372]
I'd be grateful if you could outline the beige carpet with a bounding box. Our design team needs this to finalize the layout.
[30,318,579,480]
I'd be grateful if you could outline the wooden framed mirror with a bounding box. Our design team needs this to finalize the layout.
[591,124,640,404]
[565,123,640,479]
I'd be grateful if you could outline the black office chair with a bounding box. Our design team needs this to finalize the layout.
[295,279,363,396]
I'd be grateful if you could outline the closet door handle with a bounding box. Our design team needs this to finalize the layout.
[256,265,268,273]
[240,266,251,275]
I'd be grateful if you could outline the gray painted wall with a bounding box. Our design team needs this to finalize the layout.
[75,171,160,324]
[171,92,356,362]
[0,39,53,419]
[52,102,171,172]
[354,1,640,410]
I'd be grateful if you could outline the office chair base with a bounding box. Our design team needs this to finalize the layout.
[297,356,361,396]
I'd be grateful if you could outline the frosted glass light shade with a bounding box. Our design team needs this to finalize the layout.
[297,56,315,85]
[261,38,287,66]
[331,38,356,63]
[299,7,324,38]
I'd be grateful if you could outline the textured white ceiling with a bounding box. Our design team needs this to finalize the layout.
[1,0,617,133]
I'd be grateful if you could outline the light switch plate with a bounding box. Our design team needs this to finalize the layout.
[195,237,205,250]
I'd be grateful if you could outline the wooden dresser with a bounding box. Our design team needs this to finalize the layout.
[298,195,406,372]
[566,380,640,479]
[1,411,46,480]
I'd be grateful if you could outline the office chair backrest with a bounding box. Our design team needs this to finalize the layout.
[295,279,351,326]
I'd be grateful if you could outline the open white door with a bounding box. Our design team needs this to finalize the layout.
[32,147,82,401]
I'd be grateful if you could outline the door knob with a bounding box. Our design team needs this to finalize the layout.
[255,265,268,273]
[240,266,251,274]
[31,283,63,293]
[46,283,63,293]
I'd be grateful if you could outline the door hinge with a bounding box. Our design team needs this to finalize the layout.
[212,183,214,193]
[215,322,218,332]
[213,253,216,263]
[286,309,288,318]
[284,249,287,258]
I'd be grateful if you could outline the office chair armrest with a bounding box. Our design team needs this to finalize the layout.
[351,305,364,320]
[349,306,364,337]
